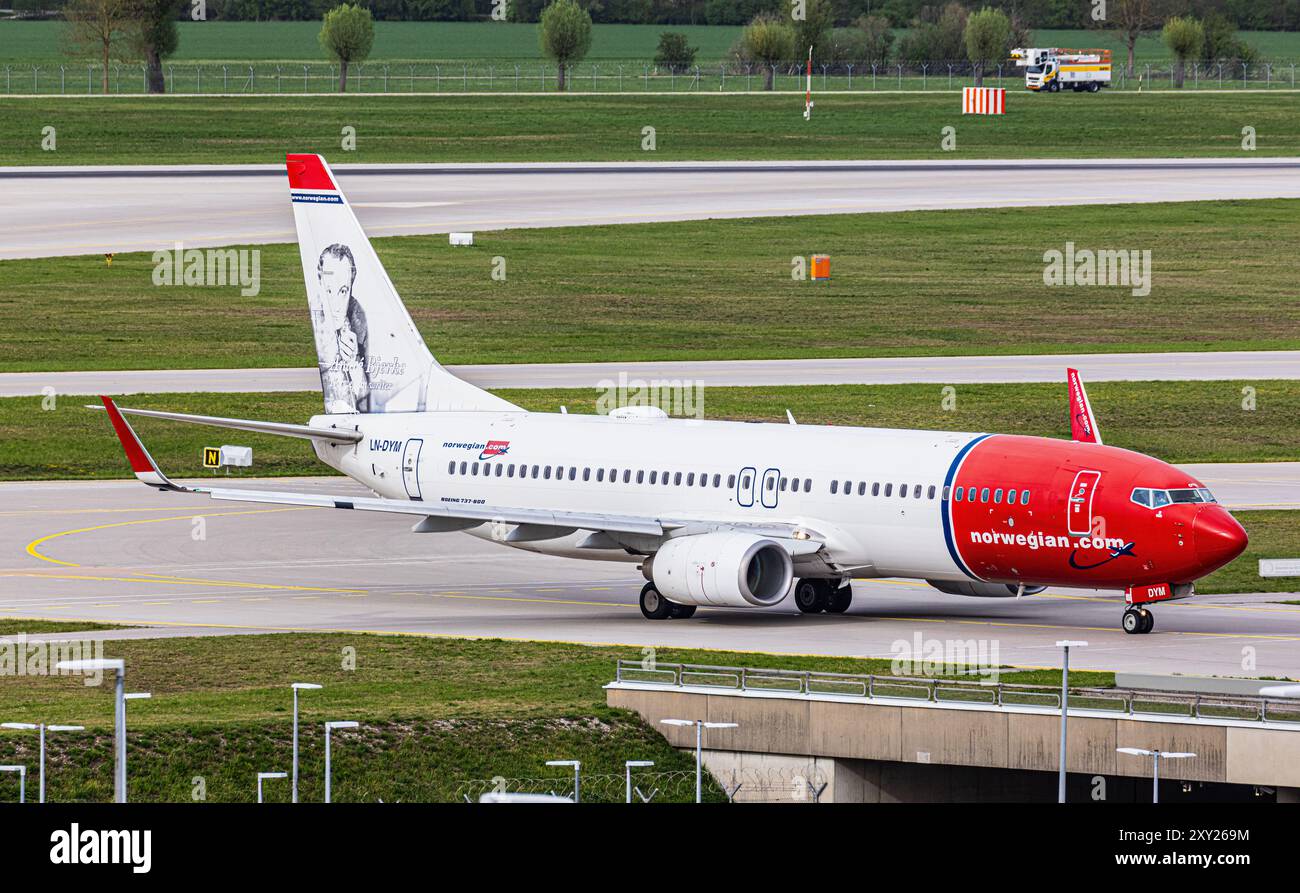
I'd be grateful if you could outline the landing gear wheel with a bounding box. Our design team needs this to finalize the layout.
[669,603,697,619]
[794,579,828,614]
[640,583,674,620]
[825,584,853,614]
[1139,609,1154,634]
[1122,608,1141,634]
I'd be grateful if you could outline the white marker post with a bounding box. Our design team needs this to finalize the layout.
[803,46,814,121]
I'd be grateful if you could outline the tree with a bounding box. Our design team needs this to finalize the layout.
[539,0,593,91]
[131,0,183,94]
[1162,15,1204,88]
[738,12,794,90]
[792,0,833,63]
[654,31,697,70]
[1200,11,1258,65]
[63,0,133,94]
[319,3,374,93]
[964,6,1010,87]
[1109,0,1160,77]
[855,13,894,66]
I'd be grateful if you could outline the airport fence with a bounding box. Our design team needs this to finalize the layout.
[5,58,1299,95]
[452,765,831,803]
[614,659,1300,725]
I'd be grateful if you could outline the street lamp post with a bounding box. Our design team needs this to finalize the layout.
[290,683,322,804]
[56,658,126,803]
[257,771,288,803]
[323,720,358,803]
[624,760,653,803]
[1,722,84,803]
[0,765,25,803]
[661,719,738,803]
[1055,641,1087,803]
[545,760,581,804]
[1117,747,1196,803]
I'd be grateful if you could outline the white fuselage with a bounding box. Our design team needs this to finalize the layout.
[310,409,982,582]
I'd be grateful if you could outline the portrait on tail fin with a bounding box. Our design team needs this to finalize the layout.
[312,243,371,413]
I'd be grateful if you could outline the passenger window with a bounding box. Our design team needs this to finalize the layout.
[980,488,990,503]
[994,489,1003,504]
[495,464,504,477]
[624,470,632,483]
[508,464,516,478]
[713,474,722,487]
[568,467,576,480]
[779,477,787,491]
[595,468,603,482]
[899,482,907,497]
[954,487,963,502]
[843,480,851,494]
[928,485,936,499]
[967,486,976,501]
[858,482,866,496]
[662,472,670,486]
[766,477,775,491]
[447,461,455,474]
[831,480,839,494]
[914,485,922,499]
[872,483,880,497]
[804,479,812,493]
[582,468,590,481]
[674,472,682,486]
[458,462,467,475]
[1021,490,1030,505]
[1006,489,1016,504]
[531,466,540,479]
[741,475,751,489]
[472,464,480,477]
[687,473,695,486]
[649,471,657,484]
[884,483,893,497]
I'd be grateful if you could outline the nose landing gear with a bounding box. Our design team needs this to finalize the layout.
[1122,606,1154,634]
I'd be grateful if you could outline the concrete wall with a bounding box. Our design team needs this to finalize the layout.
[609,684,1300,802]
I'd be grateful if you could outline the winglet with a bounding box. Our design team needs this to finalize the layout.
[1066,369,1102,445]
[285,153,337,192]
[100,396,185,491]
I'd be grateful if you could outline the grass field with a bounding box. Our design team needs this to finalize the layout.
[4,379,1297,480]
[1,21,1298,65]
[3,200,1298,370]
[3,92,1299,165]
[0,631,1110,802]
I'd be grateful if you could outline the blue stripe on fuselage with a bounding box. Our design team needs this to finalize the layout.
[940,433,993,581]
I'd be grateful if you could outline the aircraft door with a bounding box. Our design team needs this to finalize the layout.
[1067,469,1101,536]
[402,438,424,500]
[760,468,780,509]
[736,466,756,507]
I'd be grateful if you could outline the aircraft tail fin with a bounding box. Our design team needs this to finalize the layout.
[285,153,518,415]
[1067,368,1102,444]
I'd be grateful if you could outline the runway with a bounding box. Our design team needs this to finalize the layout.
[2,477,1297,678]
[4,350,1300,397]
[5,158,1300,260]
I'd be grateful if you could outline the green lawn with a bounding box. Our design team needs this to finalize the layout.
[4,380,1297,481]
[0,632,1109,802]
[3,200,1298,371]
[1,21,1297,65]
[3,93,1298,165]
[0,618,122,635]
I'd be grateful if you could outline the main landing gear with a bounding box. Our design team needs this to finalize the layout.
[794,579,853,615]
[639,582,696,620]
[1122,606,1155,635]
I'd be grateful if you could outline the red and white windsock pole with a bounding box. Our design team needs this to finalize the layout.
[803,45,814,120]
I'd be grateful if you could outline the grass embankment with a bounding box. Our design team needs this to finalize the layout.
[3,200,1299,371]
[0,631,1111,802]
[2,92,1298,165]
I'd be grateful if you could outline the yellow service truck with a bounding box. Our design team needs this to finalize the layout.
[1011,47,1112,93]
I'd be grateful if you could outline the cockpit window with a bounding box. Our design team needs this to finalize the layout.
[1168,488,1216,504]
[1133,487,1214,508]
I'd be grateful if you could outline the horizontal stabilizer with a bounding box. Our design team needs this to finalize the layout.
[88,402,362,444]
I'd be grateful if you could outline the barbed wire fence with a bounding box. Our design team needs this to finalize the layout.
[4,58,1297,95]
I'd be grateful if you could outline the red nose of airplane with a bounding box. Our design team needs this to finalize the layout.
[1193,507,1248,572]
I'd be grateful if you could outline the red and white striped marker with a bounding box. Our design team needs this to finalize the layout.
[803,46,814,121]
[962,86,1006,115]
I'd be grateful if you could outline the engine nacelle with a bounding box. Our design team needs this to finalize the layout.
[649,531,793,608]
[926,580,1047,598]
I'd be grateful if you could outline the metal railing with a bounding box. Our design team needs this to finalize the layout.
[6,58,1298,95]
[614,659,1300,725]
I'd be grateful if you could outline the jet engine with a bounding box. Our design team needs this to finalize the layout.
[647,531,793,608]
[926,580,1047,598]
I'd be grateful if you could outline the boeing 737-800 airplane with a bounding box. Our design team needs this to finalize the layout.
[98,154,1247,634]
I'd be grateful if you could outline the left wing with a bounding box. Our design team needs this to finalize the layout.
[97,396,824,551]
